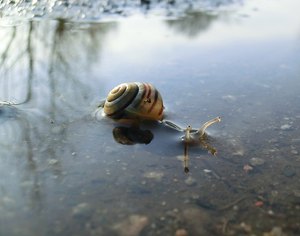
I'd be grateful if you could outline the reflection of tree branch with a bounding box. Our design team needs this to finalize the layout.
[48,20,64,121]
[47,19,117,121]
[1,27,16,100]
[1,19,117,214]
[18,115,43,211]
[166,11,219,38]
[4,50,27,71]
[0,22,34,105]
[0,108,41,210]
[0,27,16,65]
[23,21,34,104]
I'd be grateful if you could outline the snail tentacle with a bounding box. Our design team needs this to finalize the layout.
[160,120,185,132]
[184,125,192,143]
[197,116,221,138]
[183,125,192,173]
[98,99,106,108]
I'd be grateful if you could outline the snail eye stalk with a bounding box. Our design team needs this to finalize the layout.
[198,117,221,138]
[184,125,192,143]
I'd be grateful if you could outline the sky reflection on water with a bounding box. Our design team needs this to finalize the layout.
[0,0,300,235]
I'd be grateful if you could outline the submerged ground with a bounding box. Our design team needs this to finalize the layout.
[0,0,300,235]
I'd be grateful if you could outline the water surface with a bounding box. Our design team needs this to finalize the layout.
[0,0,300,235]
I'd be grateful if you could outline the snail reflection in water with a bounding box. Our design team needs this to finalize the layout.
[97,82,221,172]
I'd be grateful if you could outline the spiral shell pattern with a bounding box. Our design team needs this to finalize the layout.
[104,82,164,121]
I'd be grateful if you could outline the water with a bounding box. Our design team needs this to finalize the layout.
[1,0,300,235]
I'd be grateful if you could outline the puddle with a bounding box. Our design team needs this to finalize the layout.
[1,0,300,235]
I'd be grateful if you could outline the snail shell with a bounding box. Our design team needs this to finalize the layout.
[103,82,164,121]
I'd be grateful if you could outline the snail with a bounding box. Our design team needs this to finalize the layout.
[98,82,220,138]
[101,82,164,121]
[97,82,221,172]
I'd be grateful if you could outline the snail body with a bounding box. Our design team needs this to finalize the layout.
[103,82,164,121]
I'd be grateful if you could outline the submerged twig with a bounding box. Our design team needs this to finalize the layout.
[218,196,249,211]
[222,219,229,234]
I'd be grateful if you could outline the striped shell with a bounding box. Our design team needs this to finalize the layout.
[104,82,164,121]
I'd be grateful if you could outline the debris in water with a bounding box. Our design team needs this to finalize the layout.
[185,176,196,186]
[175,228,188,236]
[254,201,264,207]
[263,226,284,236]
[112,214,149,236]
[282,165,296,177]
[143,171,164,181]
[280,124,292,130]
[293,190,300,197]
[48,158,59,165]
[243,164,253,173]
[249,157,265,166]
[222,94,237,102]
[72,202,92,219]
[239,222,252,233]
[182,208,209,235]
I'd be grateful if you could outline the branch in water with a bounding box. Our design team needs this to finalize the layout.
[198,117,221,138]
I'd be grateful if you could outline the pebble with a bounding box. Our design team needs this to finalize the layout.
[112,214,149,236]
[280,124,292,130]
[232,149,244,156]
[282,165,296,177]
[243,164,253,173]
[72,202,91,218]
[176,155,184,161]
[293,189,300,197]
[291,149,298,155]
[267,210,274,216]
[222,95,237,102]
[249,157,265,166]
[1,196,15,207]
[175,228,188,236]
[48,158,59,165]
[239,222,251,232]
[185,176,196,186]
[183,208,208,235]
[51,126,63,134]
[263,226,283,236]
[228,139,245,156]
[143,171,164,181]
